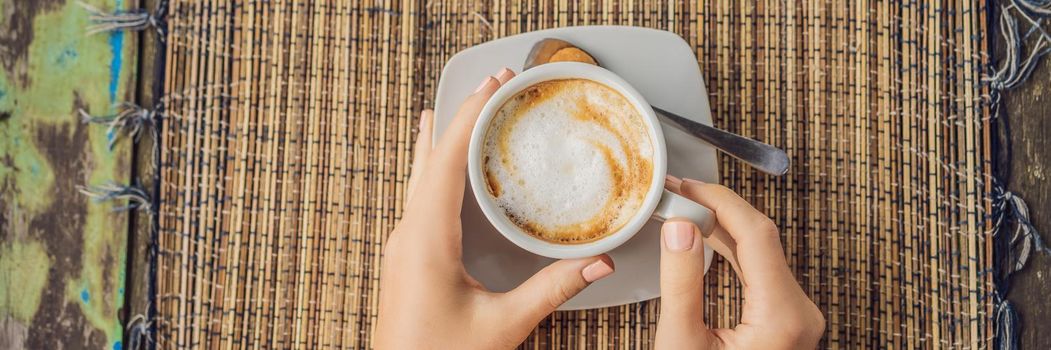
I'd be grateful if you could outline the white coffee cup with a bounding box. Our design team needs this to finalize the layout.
[467,62,717,259]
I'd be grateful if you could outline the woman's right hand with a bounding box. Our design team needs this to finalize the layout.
[656,177,825,349]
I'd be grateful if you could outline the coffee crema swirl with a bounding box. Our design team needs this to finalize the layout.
[481,79,653,244]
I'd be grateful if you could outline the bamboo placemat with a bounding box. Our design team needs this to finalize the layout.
[154,0,994,348]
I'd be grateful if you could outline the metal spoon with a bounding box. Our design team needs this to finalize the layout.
[524,38,791,176]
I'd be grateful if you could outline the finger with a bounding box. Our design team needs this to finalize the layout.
[432,70,507,167]
[494,67,515,84]
[411,72,506,218]
[664,175,682,193]
[655,220,723,350]
[406,110,434,203]
[503,255,614,327]
[706,226,744,278]
[677,178,794,289]
[665,176,743,278]
[658,220,707,327]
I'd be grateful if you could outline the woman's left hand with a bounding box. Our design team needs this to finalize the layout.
[375,68,616,349]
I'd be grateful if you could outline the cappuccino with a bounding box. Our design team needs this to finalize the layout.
[481,79,653,244]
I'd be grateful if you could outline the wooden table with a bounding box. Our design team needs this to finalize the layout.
[1,1,1048,348]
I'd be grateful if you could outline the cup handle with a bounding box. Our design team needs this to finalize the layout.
[652,189,716,234]
[652,190,740,274]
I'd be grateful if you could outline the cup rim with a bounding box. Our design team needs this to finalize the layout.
[467,62,668,259]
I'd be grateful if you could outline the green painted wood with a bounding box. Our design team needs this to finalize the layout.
[0,0,136,349]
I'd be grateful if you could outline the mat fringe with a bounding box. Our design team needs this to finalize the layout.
[125,313,155,350]
[984,1,1051,106]
[78,0,167,38]
[79,102,160,151]
[78,182,154,215]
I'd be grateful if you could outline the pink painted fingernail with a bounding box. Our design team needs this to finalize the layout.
[663,221,695,252]
[496,67,514,80]
[419,110,432,126]
[683,178,706,185]
[474,76,495,93]
[582,260,614,283]
[665,175,682,187]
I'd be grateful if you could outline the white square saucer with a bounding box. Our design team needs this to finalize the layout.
[432,26,719,310]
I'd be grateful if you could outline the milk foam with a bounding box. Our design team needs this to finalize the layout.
[482,79,653,243]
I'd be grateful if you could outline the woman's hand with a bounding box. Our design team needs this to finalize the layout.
[375,68,616,349]
[656,177,825,349]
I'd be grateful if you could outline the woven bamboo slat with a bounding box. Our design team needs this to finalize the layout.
[156,1,994,348]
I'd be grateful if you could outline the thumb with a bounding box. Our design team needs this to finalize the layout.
[659,220,707,328]
[503,255,615,325]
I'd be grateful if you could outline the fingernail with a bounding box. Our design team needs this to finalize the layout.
[496,67,514,80]
[473,76,495,93]
[420,110,432,126]
[582,260,614,283]
[665,175,682,187]
[663,221,695,252]
[683,178,706,185]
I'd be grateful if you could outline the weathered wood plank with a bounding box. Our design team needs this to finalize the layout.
[987,5,1051,348]
[0,0,137,349]
[998,40,1051,350]
[123,0,162,343]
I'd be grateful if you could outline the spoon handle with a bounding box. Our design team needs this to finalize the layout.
[652,106,791,176]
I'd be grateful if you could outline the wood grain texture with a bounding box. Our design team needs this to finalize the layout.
[996,27,1051,350]
[123,0,164,346]
[0,0,137,349]
[153,1,995,348]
